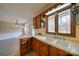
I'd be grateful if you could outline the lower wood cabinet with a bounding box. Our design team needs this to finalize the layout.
[48,45,58,56]
[48,45,72,56]
[31,37,40,55]
[35,39,40,54]
[20,38,31,56]
[31,37,36,50]
[20,37,72,56]
[39,41,48,56]
[31,37,72,56]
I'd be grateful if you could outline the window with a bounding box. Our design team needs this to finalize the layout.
[58,9,71,33]
[46,9,76,37]
[24,24,29,34]
[47,15,55,33]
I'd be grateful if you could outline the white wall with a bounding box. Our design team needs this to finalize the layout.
[0,22,22,40]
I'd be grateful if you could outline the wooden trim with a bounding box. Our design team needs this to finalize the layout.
[55,13,58,33]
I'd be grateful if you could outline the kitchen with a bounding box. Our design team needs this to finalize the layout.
[0,3,79,56]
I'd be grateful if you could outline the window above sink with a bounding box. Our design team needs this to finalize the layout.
[46,4,76,37]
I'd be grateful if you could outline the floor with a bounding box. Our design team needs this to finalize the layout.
[0,38,19,56]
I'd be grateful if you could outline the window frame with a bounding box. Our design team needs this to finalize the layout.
[46,14,56,34]
[46,8,76,37]
[58,9,71,34]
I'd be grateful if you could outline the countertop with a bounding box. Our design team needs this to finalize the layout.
[33,35,79,56]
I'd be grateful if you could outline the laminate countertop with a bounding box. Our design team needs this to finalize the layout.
[33,35,79,56]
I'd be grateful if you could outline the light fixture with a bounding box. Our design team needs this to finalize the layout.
[15,20,19,27]
[45,3,71,15]
[13,19,26,28]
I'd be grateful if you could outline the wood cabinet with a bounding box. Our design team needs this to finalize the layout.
[39,41,48,56]
[20,37,72,56]
[48,45,72,56]
[37,15,41,28]
[20,38,27,55]
[27,38,32,52]
[31,37,40,55]
[33,15,41,29]
[31,37,48,56]
[31,37,72,56]
[35,38,40,54]
[31,37,36,50]
[20,38,31,56]
[33,17,37,29]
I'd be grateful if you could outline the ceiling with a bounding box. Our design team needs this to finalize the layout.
[0,3,49,23]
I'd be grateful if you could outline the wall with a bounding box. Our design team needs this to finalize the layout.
[0,22,22,40]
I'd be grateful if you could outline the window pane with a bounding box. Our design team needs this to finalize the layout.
[58,9,71,33]
[48,15,55,32]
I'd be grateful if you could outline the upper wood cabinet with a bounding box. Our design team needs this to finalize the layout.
[46,8,76,37]
[33,15,41,29]
[33,17,37,29]
[37,15,41,28]
[33,4,59,29]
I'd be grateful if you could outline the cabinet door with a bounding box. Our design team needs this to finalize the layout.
[37,15,41,28]
[49,45,71,56]
[35,39,40,54]
[49,45,58,56]
[39,41,48,56]
[20,38,28,56]
[33,17,37,29]
[33,15,41,29]
[31,37,36,50]
[26,38,31,52]
[57,49,72,56]
[40,45,48,56]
